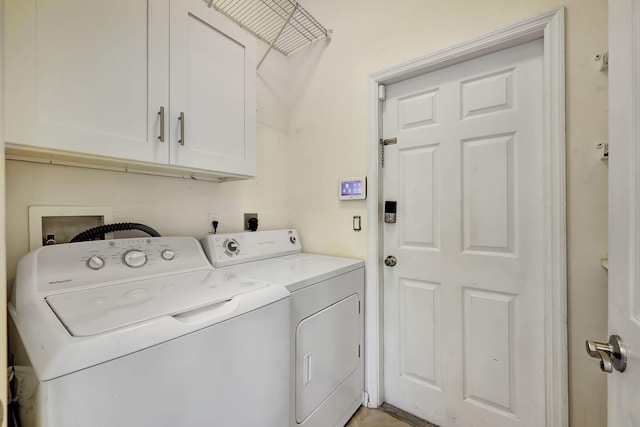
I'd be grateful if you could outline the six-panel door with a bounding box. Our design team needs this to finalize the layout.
[383,39,546,426]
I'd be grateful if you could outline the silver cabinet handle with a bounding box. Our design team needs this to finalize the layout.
[157,106,165,142]
[586,334,627,373]
[178,112,185,146]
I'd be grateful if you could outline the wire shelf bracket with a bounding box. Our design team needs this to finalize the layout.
[204,0,330,70]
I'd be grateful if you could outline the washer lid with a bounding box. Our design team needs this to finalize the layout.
[46,269,268,337]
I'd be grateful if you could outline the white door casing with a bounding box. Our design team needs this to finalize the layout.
[1,0,8,422]
[365,8,567,426]
[608,0,640,424]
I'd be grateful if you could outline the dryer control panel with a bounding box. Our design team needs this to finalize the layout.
[201,229,302,267]
[30,237,211,292]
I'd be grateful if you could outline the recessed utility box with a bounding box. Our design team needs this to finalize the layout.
[244,213,258,231]
[29,206,114,251]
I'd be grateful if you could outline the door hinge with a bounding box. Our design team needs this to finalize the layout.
[378,84,386,101]
[379,137,397,168]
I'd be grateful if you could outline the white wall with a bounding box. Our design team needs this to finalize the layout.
[5,1,608,426]
[277,1,608,426]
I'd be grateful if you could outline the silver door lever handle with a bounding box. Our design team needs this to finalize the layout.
[585,335,627,373]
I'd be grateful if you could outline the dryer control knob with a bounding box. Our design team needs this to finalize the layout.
[290,236,297,244]
[87,256,105,270]
[161,250,175,261]
[123,250,147,268]
[225,239,240,256]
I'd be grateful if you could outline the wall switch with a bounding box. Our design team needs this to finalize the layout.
[353,215,362,231]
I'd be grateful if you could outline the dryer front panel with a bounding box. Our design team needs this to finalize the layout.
[295,293,360,423]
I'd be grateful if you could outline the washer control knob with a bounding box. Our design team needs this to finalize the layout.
[123,250,147,268]
[161,250,175,261]
[87,256,105,270]
[290,236,297,244]
[225,239,240,256]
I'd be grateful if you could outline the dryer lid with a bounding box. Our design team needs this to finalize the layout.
[221,253,364,292]
[46,269,268,337]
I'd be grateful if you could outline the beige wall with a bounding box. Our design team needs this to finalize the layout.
[5,121,291,278]
[5,1,608,426]
[1,0,8,421]
[280,1,608,426]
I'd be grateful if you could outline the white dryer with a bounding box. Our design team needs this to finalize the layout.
[201,229,364,427]
[9,236,290,427]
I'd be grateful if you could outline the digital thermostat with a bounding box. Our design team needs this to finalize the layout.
[339,176,367,200]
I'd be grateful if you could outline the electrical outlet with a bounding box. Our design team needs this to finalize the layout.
[208,212,220,233]
[244,213,258,231]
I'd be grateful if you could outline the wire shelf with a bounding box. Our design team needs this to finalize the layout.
[205,0,329,57]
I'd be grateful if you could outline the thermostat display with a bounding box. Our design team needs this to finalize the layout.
[339,177,366,200]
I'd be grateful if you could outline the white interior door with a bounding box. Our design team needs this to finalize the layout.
[606,0,640,424]
[382,39,545,426]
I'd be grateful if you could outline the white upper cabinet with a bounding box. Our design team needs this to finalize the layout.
[170,0,256,176]
[4,0,170,164]
[4,0,256,179]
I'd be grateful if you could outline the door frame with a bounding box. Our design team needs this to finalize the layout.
[364,8,567,426]
[1,0,8,421]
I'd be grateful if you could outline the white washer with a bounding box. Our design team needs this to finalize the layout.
[201,229,364,427]
[9,236,290,427]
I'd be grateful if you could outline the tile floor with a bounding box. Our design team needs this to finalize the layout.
[345,406,411,427]
[345,404,439,427]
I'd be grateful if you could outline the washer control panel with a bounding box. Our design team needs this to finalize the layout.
[201,229,302,268]
[35,237,210,292]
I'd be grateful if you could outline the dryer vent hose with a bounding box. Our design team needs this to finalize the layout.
[70,223,161,243]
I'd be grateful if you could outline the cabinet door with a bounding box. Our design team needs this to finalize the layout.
[5,0,170,164]
[170,0,256,176]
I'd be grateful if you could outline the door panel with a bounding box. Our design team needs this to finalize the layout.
[463,289,515,414]
[399,146,439,249]
[399,279,440,387]
[383,39,544,426]
[461,69,514,118]
[462,133,515,254]
[608,0,640,424]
